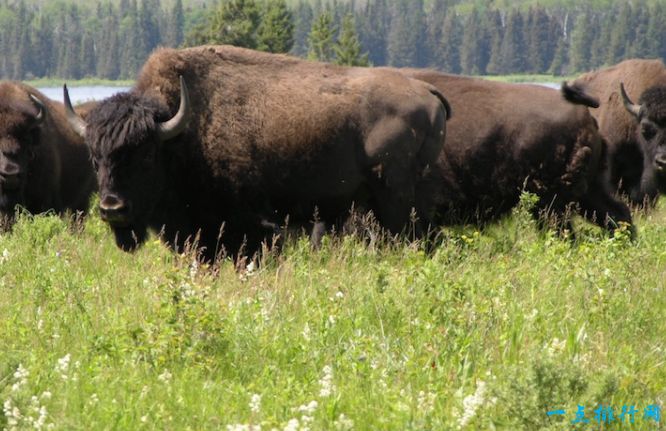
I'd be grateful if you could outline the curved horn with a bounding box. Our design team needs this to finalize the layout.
[157,75,191,142]
[620,82,641,118]
[63,84,87,138]
[28,94,46,125]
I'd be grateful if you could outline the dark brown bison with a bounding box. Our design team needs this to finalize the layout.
[64,45,449,259]
[402,70,632,234]
[0,81,96,225]
[572,59,666,205]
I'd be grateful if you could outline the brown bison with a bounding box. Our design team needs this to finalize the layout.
[0,81,96,225]
[402,70,632,234]
[572,59,666,205]
[64,45,450,259]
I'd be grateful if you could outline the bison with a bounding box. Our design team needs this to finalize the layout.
[402,70,632,234]
[0,81,96,225]
[64,45,450,260]
[572,59,666,206]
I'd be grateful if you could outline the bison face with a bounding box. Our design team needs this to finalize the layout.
[64,77,190,252]
[0,95,45,220]
[621,84,666,200]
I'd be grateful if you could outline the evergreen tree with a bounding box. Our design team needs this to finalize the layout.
[647,3,666,60]
[334,14,368,66]
[164,0,184,47]
[629,3,650,59]
[437,11,462,73]
[387,0,426,67]
[357,0,390,66]
[568,11,593,73]
[460,9,482,74]
[291,1,313,56]
[484,9,504,75]
[208,0,260,48]
[498,9,526,74]
[606,3,631,65]
[307,10,336,62]
[257,0,294,53]
[425,0,450,69]
[526,7,552,73]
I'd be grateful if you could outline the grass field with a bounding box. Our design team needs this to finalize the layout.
[0,194,664,430]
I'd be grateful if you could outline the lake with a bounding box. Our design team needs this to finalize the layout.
[36,86,131,104]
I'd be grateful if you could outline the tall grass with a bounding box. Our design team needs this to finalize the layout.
[0,194,664,430]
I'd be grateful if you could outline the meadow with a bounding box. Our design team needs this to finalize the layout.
[0,194,664,430]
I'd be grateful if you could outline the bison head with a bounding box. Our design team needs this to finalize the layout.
[620,83,666,200]
[0,94,46,221]
[64,76,191,251]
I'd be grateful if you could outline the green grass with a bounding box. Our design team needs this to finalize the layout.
[23,78,134,88]
[0,194,664,430]
[482,74,574,84]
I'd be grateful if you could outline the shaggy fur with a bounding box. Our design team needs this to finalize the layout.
[0,81,96,224]
[572,59,666,205]
[402,70,632,233]
[81,45,449,259]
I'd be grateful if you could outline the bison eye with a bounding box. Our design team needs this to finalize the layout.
[642,123,657,140]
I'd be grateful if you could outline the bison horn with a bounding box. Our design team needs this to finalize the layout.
[157,75,191,142]
[63,84,88,138]
[620,83,641,118]
[28,94,46,125]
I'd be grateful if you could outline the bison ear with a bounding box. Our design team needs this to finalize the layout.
[28,94,47,127]
[63,84,88,138]
[157,75,191,142]
[620,83,642,119]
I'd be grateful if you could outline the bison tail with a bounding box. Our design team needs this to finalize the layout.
[429,88,452,120]
[561,81,600,109]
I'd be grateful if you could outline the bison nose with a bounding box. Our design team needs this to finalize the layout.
[0,164,22,190]
[655,155,666,171]
[99,194,131,224]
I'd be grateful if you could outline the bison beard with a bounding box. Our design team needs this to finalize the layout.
[111,223,148,252]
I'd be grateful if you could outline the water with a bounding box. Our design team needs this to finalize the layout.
[36,86,131,104]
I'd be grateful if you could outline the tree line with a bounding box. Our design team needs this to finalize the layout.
[0,0,665,81]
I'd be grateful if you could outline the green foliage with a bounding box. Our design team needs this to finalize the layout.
[0,200,664,429]
[207,0,261,48]
[257,0,294,53]
[307,10,336,62]
[333,14,368,66]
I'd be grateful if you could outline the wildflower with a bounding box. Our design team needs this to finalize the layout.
[319,366,335,398]
[334,413,354,430]
[302,324,311,342]
[335,291,344,299]
[1,248,9,263]
[89,393,99,405]
[298,400,318,416]
[139,386,149,399]
[249,393,262,414]
[141,415,149,423]
[158,369,173,384]
[40,391,52,401]
[283,419,300,431]
[55,354,71,380]
[11,364,29,392]
[417,391,436,414]
[3,398,22,429]
[546,338,566,357]
[456,380,497,429]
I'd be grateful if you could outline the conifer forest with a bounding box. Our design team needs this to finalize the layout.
[0,0,665,81]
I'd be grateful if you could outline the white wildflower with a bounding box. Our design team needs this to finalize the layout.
[335,291,344,299]
[319,366,335,398]
[302,324,311,342]
[417,391,437,414]
[249,393,262,414]
[546,338,566,357]
[334,413,354,430]
[1,248,9,263]
[89,393,99,405]
[283,419,300,431]
[189,259,199,279]
[3,398,22,428]
[158,369,173,384]
[298,400,318,416]
[40,391,52,401]
[141,415,149,423]
[55,354,71,381]
[327,315,336,326]
[457,380,496,429]
[11,364,29,392]
[227,425,261,431]
[139,386,150,399]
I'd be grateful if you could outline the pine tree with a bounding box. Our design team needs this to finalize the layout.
[498,9,526,74]
[387,0,426,67]
[526,7,552,73]
[164,0,184,47]
[460,9,482,74]
[358,0,390,66]
[568,11,593,73]
[629,3,650,59]
[606,3,631,65]
[291,1,313,56]
[425,0,450,69]
[207,0,260,48]
[257,0,294,53]
[307,10,336,62]
[484,9,504,75]
[334,14,368,66]
[437,11,462,73]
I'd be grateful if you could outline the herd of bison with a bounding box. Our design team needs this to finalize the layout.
[1,45,665,262]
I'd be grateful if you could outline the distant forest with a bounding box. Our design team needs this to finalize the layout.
[0,0,665,80]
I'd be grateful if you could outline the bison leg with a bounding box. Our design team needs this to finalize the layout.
[578,183,635,238]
